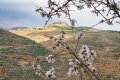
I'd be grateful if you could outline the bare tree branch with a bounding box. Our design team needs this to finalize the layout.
[35,0,120,27]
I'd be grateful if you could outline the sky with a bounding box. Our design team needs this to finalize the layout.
[0,0,120,31]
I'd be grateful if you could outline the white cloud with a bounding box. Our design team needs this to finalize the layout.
[0,18,43,29]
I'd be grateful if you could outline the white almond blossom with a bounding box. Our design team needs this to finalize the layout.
[32,64,43,76]
[78,44,97,72]
[87,64,97,72]
[49,36,55,41]
[78,44,90,61]
[90,67,97,72]
[67,67,78,77]
[82,45,90,53]
[76,32,83,39]
[35,70,42,76]
[57,34,65,42]
[45,68,56,78]
[68,59,74,65]
[46,55,55,63]
[77,5,84,10]
[90,50,97,57]
[56,42,62,49]
[85,0,94,8]
[32,63,42,70]
[68,59,81,68]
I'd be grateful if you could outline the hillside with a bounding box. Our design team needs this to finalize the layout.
[11,23,120,79]
[0,29,51,56]
[11,24,120,52]
[0,29,52,80]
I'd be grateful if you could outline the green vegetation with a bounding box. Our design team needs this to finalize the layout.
[0,29,51,56]
[73,26,91,32]
[0,29,52,80]
[28,45,50,56]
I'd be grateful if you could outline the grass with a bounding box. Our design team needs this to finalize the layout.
[0,29,53,80]
[0,29,52,56]
[28,45,50,56]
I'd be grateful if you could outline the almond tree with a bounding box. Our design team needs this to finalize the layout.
[32,32,99,80]
[35,0,120,27]
[33,0,120,80]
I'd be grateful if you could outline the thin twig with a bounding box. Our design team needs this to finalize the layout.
[74,38,80,54]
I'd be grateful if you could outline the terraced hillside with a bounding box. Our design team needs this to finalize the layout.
[0,29,52,80]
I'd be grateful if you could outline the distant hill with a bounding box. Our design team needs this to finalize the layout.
[39,21,72,31]
[11,25,120,53]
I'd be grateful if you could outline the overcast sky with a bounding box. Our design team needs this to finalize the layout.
[0,0,120,30]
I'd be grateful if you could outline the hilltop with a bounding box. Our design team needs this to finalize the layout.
[41,21,71,31]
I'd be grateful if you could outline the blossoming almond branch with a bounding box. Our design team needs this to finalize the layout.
[36,0,120,28]
[32,31,100,80]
